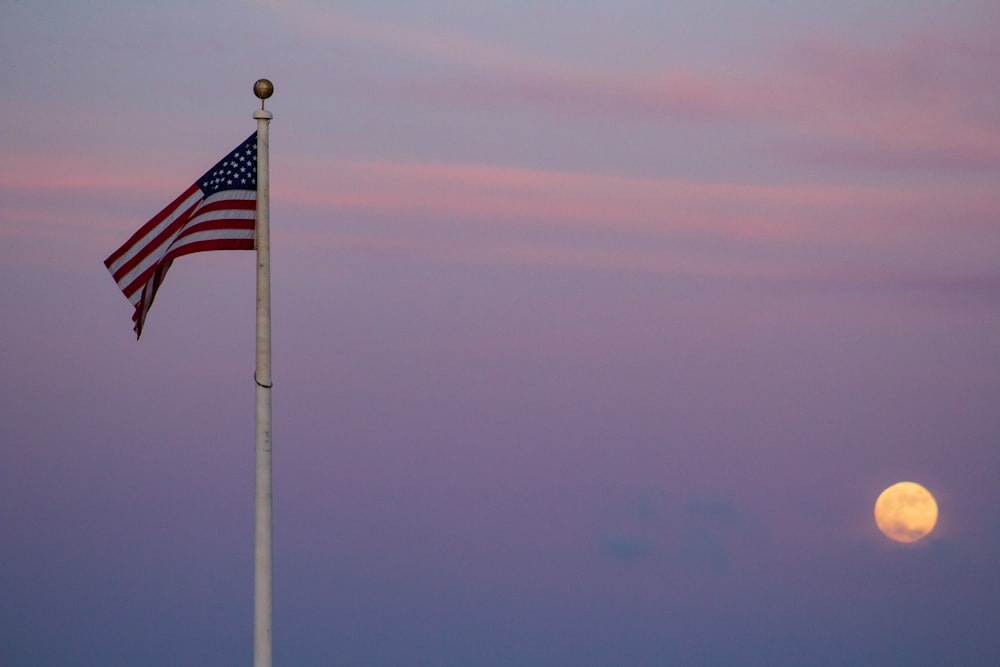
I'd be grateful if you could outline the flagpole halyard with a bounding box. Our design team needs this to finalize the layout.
[252,78,274,667]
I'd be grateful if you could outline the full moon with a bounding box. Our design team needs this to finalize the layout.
[874,481,938,543]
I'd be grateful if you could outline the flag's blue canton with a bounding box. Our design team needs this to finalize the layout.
[198,132,257,196]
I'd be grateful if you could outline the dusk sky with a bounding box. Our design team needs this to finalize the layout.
[3,1,1000,665]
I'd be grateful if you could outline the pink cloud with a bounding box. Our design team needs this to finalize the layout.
[375,23,1000,172]
[253,0,1000,173]
[254,1,751,123]
[254,0,545,74]
[410,68,747,123]
[277,154,994,237]
[264,154,1000,293]
[776,33,1000,171]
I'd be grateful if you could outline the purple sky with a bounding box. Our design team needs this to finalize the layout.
[3,1,999,665]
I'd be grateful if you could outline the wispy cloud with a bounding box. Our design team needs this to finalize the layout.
[777,33,1000,171]
[600,495,744,572]
[273,3,1000,174]
[601,536,656,561]
[277,155,989,234]
[407,68,748,123]
[430,32,1000,172]
[253,0,546,74]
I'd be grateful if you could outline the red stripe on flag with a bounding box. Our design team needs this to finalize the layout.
[104,184,202,269]
[167,238,256,259]
[109,202,200,285]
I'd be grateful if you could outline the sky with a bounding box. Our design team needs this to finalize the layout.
[2,1,999,665]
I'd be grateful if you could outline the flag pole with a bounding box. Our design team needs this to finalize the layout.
[252,78,274,667]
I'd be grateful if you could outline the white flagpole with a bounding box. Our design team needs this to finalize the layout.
[252,79,274,667]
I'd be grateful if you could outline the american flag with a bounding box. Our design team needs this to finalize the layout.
[105,133,258,338]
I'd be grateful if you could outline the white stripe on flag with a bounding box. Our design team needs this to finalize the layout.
[105,189,203,277]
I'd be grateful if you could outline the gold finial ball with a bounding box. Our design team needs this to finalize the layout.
[253,79,274,100]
